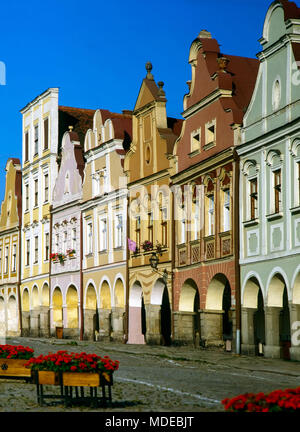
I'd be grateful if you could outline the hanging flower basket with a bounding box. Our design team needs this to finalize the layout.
[50,253,59,263]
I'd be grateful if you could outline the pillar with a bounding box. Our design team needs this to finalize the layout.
[241,307,256,356]
[39,306,50,337]
[173,311,195,345]
[83,308,96,340]
[98,308,111,341]
[145,304,162,345]
[200,309,224,348]
[111,307,125,342]
[264,306,281,359]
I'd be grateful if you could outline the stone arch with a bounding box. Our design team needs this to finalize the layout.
[242,276,265,356]
[176,279,200,345]
[84,282,98,340]
[66,285,79,330]
[111,277,125,341]
[99,280,112,341]
[32,285,39,309]
[204,273,233,348]
[128,281,145,344]
[265,272,291,360]
[0,297,5,338]
[42,283,50,306]
[151,278,171,346]
[7,295,18,334]
[114,277,125,308]
[52,286,63,329]
[100,280,112,310]
[22,288,30,312]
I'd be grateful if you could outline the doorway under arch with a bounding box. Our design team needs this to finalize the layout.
[127,281,145,344]
[177,279,200,345]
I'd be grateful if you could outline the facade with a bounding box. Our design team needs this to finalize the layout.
[238,0,300,360]
[0,159,22,338]
[124,63,182,345]
[20,88,60,337]
[50,129,85,339]
[170,31,259,351]
[81,109,132,341]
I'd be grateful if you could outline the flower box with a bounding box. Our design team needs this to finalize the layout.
[37,370,60,385]
[0,359,32,379]
[63,372,100,387]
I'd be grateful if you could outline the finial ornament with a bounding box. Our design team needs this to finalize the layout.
[157,81,165,97]
[217,56,230,72]
[146,62,154,80]
[68,125,74,132]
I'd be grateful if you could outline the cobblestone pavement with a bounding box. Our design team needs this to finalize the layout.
[1,336,300,412]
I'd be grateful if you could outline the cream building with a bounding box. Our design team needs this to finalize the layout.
[81,109,132,341]
[0,158,22,338]
[20,88,59,337]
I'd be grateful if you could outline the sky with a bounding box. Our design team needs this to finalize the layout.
[0,0,293,203]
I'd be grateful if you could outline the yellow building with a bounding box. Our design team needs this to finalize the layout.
[20,88,59,336]
[0,158,22,338]
[124,63,182,345]
[81,109,132,341]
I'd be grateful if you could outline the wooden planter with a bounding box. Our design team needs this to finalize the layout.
[62,372,100,387]
[37,370,60,385]
[0,358,32,380]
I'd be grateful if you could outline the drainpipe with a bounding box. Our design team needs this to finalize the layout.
[124,190,129,344]
[171,185,175,341]
[17,225,22,336]
[233,149,241,354]
[80,211,84,341]
[49,205,53,337]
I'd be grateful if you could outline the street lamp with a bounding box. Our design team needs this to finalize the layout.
[149,251,172,284]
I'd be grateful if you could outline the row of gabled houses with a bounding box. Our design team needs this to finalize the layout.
[1,0,300,361]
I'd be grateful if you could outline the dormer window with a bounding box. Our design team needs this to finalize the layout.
[204,120,216,150]
[190,128,201,153]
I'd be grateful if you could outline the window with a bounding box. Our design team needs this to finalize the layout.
[223,189,230,231]
[45,233,49,261]
[99,219,107,251]
[34,179,38,207]
[207,195,215,236]
[181,217,186,244]
[249,178,258,220]
[71,228,76,250]
[161,208,168,246]
[191,128,201,153]
[25,131,29,161]
[63,231,67,252]
[34,236,38,264]
[25,184,29,211]
[135,216,141,251]
[115,215,123,248]
[205,120,216,149]
[87,222,93,254]
[274,169,281,214]
[298,162,300,205]
[193,200,200,240]
[0,248,2,274]
[55,234,59,254]
[44,118,49,150]
[148,212,153,245]
[12,244,16,272]
[44,173,49,203]
[64,172,70,195]
[4,246,8,273]
[26,239,30,266]
[34,125,39,156]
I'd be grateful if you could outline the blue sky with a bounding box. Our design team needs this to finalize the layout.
[0,0,289,202]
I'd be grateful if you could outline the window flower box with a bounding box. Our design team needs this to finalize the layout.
[141,240,153,252]
[66,249,76,259]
